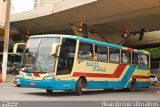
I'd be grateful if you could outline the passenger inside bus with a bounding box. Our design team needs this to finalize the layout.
[60,45,69,68]
[57,39,76,75]
[78,42,93,59]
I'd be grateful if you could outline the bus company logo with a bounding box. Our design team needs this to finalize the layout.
[86,61,106,72]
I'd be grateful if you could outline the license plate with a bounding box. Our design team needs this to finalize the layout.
[30,82,35,86]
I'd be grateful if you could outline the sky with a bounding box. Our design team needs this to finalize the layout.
[12,0,34,14]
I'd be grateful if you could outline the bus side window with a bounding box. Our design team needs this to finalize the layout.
[141,54,149,66]
[132,53,140,65]
[121,50,131,64]
[78,42,93,60]
[96,46,108,61]
[109,48,120,63]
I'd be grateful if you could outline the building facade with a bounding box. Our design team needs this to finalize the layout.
[0,0,18,52]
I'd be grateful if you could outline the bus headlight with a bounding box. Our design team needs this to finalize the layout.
[43,76,53,80]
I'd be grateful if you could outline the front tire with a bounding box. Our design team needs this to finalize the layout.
[46,89,53,94]
[75,78,84,96]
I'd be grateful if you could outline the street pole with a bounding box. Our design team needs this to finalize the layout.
[2,0,11,82]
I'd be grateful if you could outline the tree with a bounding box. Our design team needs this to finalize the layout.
[146,47,160,59]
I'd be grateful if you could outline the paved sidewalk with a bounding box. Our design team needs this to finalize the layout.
[0,74,14,83]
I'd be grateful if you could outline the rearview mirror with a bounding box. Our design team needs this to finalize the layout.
[13,43,26,54]
[51,43,62,55]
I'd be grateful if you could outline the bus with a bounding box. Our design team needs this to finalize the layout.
[0,52,22,74]
[14,34,150,95]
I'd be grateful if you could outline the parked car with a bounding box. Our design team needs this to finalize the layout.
[13,75,20,87]
[150,74,158,86]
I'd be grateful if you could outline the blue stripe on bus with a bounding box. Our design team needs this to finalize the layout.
[19,78,77,90]
[137,66,150,70]
[26,73,32,76]
[78,37,124,49]
[137,50,143,53]
[119,65,137,87]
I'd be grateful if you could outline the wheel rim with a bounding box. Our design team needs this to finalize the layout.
[79,80,83,93]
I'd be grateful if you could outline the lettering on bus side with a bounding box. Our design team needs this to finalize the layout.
[86,61,106,72]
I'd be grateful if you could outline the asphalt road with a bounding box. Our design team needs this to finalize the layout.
[0,83,160,101]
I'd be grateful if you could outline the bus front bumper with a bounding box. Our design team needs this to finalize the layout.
[19,77,76,90]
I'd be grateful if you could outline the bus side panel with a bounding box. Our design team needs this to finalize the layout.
[86,65,137,89]
[131,66,150,88]
[54,59,150,90]
[72,59,141,89]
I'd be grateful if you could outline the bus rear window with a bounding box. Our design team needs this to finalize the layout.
[141,54,149,66]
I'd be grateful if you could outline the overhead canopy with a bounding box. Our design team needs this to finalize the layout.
[0,26,18,37]
[11,0,160,48]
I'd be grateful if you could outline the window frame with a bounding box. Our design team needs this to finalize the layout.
[121,50,131,65]
[131,52,141,65]
[78,41,94,61]
[56,38,77,75]
[109,47,120,64]
[95,45,109,62]
[141,53,150,67]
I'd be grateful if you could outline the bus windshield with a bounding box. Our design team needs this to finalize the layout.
[23,37,60,73]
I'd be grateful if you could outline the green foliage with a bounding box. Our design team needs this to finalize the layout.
[146,47,160,59]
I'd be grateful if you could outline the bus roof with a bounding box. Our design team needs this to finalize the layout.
[29,34,149,54]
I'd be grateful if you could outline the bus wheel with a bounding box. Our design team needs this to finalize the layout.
[75,78,84,96]
[46,89,53,94]
[16,84,21,87]
[130,79,137,92]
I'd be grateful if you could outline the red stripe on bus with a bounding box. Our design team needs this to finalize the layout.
[33,73,40,77]
[132,75,149,79]
[72,64,126,78]
[128,48,135,52]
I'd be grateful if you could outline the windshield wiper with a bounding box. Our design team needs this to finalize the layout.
[33,50,39,64]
